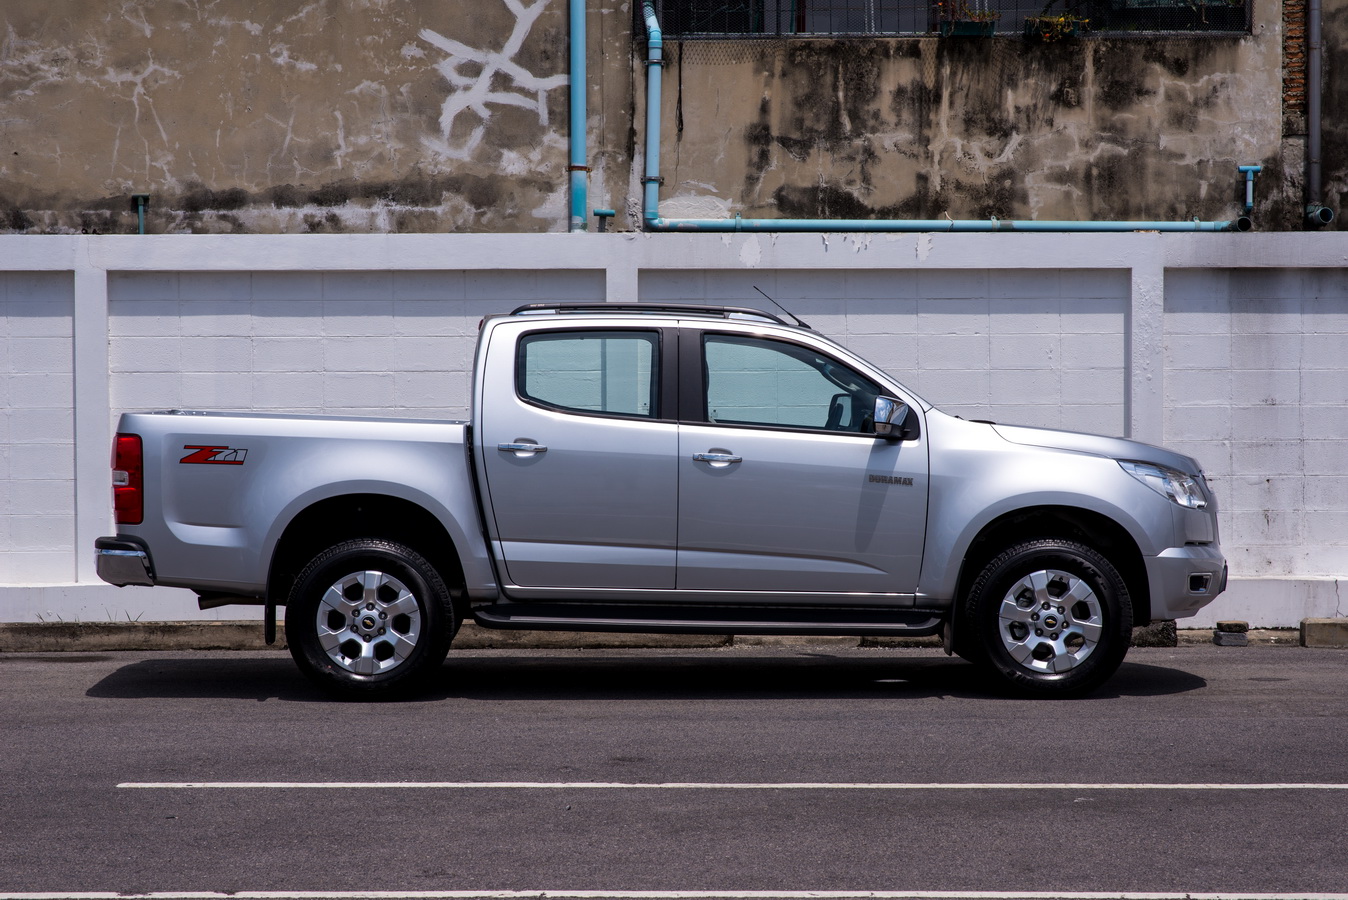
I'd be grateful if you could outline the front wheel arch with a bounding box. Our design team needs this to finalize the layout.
[953,507,1151,634]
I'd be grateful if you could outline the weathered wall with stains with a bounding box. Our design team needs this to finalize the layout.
[0,0,634,234]
[1322,0,1348,218]
[0,1,1337,232]
[648,11,1300,230]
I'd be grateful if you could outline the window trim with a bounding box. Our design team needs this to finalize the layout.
[515,326,672,423]
[690,329,888,439]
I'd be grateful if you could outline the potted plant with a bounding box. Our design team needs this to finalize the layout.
[1024,0,1089,40]
[934,0,1001,36]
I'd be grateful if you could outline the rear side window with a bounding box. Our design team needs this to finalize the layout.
[518,330,659,418]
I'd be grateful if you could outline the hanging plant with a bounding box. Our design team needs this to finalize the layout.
[1023,0,1088,41]
[934,0,1000,36]
[1023,12,1088,41]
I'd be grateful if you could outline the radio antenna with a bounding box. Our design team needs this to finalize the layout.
[753,286,812,330]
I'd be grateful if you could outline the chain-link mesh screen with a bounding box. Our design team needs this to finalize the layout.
[648,0,1249,37]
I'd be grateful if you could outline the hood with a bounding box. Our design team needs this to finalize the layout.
[991,423,1203,475]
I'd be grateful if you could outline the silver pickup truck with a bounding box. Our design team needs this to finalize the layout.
[96,303,1226,698]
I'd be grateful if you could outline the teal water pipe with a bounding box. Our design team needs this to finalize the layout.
[569,0,588,231]
[132,193,150,234]
[641,1,664,224]
[639,2,1246,233]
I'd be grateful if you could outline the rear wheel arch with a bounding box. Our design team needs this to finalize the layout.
[267,493,466,612]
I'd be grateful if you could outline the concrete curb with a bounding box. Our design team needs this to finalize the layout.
[1301,617,1348,648]
[0,620,1321,653]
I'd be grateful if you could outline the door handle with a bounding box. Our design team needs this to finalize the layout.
[498,442,547,453]
[692,452,742,464]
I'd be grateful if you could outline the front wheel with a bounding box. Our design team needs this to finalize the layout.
[962,539,1132,697]
[285,539,457,698]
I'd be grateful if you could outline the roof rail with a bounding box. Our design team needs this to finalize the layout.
[510,302,796,327]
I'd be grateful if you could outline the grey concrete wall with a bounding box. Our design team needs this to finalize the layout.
[0,232,1344,627]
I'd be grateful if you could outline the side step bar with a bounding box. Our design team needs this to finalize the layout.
[472,602,944,637]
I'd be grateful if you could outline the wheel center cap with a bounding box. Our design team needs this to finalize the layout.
[1043,615,1059,629]
[361,615,378,631]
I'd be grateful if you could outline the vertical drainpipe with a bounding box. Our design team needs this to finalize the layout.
[1306,0,1334,226]
[569,0,588,232]
[642,1,663,229]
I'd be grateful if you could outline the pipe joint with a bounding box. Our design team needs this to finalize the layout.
[1306,204,1335,227]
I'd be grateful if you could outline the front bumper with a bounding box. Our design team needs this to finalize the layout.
[95,536,155,587]
[1146,544,1227,621]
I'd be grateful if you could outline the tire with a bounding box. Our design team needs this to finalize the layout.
[285,539,457,698]
[962,539,1132,698]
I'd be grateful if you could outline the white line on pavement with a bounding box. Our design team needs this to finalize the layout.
[115,781,1348,790]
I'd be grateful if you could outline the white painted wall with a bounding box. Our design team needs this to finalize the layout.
[0,233,1343,627]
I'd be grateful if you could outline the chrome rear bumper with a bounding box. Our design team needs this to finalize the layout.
[95,536,155,587]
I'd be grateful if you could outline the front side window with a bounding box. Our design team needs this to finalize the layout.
[519,330,659,418]
[703,333,881,433]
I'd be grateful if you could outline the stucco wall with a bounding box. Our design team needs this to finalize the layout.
[1,1,1338,232]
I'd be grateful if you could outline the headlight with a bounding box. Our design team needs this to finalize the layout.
[1119,460,1208,509]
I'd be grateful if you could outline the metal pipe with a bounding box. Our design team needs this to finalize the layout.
[568,0,588,232]
[1305,0,1333,226]
[1238,165,1261,213]
[639,3,1240,233]
[131,194,150,235]
[646,216,1236,233]
[641,1,664,227]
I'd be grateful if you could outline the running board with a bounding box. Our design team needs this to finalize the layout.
[472,602,944,637]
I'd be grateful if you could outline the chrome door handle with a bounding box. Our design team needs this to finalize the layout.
[498,442,547,453]
[692,452,742,463]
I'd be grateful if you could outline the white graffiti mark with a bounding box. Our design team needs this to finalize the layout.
[419,0,567,160]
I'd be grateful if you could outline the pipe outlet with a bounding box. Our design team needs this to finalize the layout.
[1306,205,1335,227]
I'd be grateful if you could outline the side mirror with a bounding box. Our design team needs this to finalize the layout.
[873,396,911,440]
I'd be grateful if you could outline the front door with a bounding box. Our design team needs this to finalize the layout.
[676,331,928,597]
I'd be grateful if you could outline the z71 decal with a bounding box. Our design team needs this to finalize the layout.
[181,445,248,465]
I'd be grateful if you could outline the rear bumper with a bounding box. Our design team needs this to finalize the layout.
[1146,544,1227,621]
[95,536,155,587]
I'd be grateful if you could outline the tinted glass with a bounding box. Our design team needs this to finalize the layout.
[703,334,881,433]
[519,330,659,418]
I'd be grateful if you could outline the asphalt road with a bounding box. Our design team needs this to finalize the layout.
[1,644,1346,899]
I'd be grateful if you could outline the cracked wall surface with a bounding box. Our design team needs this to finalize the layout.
[0,0,634,233]
[0,0,1338,232]
[650,17,1295,230]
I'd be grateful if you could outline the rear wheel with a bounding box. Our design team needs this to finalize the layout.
[963,539,1132,697]
[285,539,457,698]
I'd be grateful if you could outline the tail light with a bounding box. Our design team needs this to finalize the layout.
[112,433,144,525]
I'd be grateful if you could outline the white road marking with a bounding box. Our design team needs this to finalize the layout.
[4,892,1348,900]
[115,781,1348,790]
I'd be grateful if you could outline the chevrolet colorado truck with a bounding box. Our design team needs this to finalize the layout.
[96,302,1226,698]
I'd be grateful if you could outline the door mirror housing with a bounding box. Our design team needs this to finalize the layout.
[873,396,913,440]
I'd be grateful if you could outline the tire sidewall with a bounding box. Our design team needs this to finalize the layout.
[967,539,1132,697]
[285,539,455,698]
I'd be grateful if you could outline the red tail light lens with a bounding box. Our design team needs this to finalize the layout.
[113,433,144,525]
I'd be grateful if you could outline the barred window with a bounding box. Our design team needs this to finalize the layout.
[649,0,1249,37]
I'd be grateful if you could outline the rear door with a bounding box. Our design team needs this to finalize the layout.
[676,330,928,598]
[478,322,679,590]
